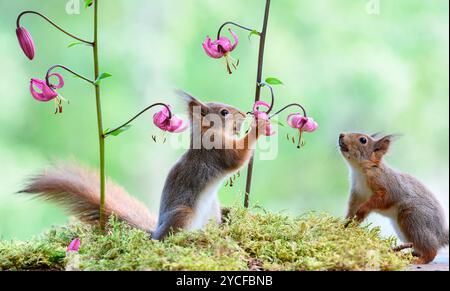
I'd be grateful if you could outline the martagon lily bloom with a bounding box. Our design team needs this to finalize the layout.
[153,106,188,133]
[287,113,318,148]
[203,28,239,74]
[16,26,35,60]
[67,238,81,253]
[253,101,275,136]
[30,73,67,113]
[287,113,318,132]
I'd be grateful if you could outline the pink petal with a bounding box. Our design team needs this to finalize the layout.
[303,117,318,132]
[67,238,81,252]
[168,116,189,133]
[30,78,57,102]
[264,122,275,136]
[228,29,239,51]
[253,101,271,113]
[287,113,307,129]
[202,36,224,59]
[216,37,233,52]
[48,73,65,89]
[16,27,35,60]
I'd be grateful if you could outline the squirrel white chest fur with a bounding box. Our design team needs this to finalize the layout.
[186,177,224,231]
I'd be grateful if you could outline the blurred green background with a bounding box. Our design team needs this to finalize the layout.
[0,0,448,240]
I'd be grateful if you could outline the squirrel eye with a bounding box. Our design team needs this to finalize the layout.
[359,137,368,144]
[220,109,230,117]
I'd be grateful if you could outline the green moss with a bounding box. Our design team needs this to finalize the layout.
[0,208,412,271]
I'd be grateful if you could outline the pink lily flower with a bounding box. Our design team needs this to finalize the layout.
[203,28,239,74]
[253,101,275,136]
[67,238,81,253]
[153,106,188,133]
[30,73,67,113]
[16,26,35,60]
[287,113,318,148]
[287,113,318,133]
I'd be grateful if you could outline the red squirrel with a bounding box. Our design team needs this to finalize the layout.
[339,132,449,264]
[21,91,267,240]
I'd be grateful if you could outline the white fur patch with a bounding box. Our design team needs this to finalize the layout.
[350,166,373,201]
[187,178,224,231]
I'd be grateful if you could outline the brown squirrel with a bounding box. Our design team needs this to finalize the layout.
[339,132,449,264]
[21,91,267,240]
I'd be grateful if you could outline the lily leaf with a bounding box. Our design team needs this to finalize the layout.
[265,77,284,85]
[107,125,132,137]
[94,73,112,85]
[67,41,86,48]
[85,0,93,8]
[248,30,261,41]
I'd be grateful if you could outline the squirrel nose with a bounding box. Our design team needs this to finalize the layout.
[339,133,345,140]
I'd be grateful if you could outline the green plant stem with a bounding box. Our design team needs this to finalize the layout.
[45,65,95,86]
[92,0,106,230]
[103,103,172,138]
[244,0,271,208]
[16,11,92,45]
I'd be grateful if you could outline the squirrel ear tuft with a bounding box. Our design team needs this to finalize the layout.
[175,90,208,117]
[371,132,384,139]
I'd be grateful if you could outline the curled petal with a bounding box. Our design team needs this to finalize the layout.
[168,116,189,133]
[48,73,65,89]
[16,27,35,60]
[287,113,318,132]
[30,78,58,102]
[287,113,307,129]
[303,117,318,133]
[216,37,233,52]
[228,29,239,51]
[253,101,271,114]
[153,106,187,133]
[202,36,224,59]
[67,238,81,253]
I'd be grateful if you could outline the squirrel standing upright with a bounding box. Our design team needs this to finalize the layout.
[21,91,267,240]
[339,132,449,264]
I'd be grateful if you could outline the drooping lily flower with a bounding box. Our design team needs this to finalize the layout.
[16,26,35,60]
[203,28,239,74]
[153,106,188,133]
[253,101,275,136]
[30,73,67,113]
[287,113,318,148]
[67,238,81,253]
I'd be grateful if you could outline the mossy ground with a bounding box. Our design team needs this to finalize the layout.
[0,207,412,271]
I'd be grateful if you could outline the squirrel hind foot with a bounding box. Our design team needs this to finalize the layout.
[412,249,438,265]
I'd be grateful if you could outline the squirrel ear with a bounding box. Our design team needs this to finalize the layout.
[175,90,208,117]
[374,134,399,155]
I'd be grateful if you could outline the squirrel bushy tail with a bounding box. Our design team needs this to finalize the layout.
[20,162,156,232]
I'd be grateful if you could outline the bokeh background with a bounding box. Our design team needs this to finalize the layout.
[0,0,448,241]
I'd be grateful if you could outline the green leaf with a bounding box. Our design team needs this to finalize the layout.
[67,41,85,48]
[94,73,112,85]
[85,0,93,8]
[248,30,261,40]
[108,125,132,137]
[265,77,284,85]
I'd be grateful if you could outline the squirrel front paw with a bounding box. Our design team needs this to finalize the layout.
[355,207,369,222]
